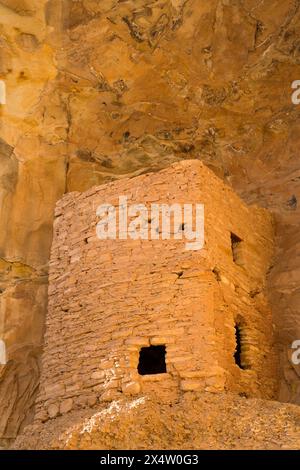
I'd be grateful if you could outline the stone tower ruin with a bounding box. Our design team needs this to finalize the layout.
[34,160,278,422]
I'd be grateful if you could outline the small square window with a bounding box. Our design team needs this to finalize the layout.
[138,345,167,375]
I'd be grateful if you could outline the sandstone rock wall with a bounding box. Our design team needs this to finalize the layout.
[0,0,66,443]
[0,0,300,443]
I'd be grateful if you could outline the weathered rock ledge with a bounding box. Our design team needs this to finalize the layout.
[13,392,300,450]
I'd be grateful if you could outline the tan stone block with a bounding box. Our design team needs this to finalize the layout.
[163,328,185,336]
[100,389,118,402]
[87,395,97,407]
[65,383,81,394]
[74,395,88,407]
[47,404,59,419]
[150,336,175,345]
[59,398,73,415]
[122,381,141,395]
[180,380,203,391]
[179,370,208,379]
[112,328,132,340]
[43,383,65,398]
[128,370,140,381]
[99,359,115,369]
[34,410,48,423]
[103,379,120,390]
[141,373,169,382]
[125,337,150,347]
[91,371,105,380]
[167,355,194,363]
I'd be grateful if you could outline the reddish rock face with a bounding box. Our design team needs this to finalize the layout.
[0,0,300,444]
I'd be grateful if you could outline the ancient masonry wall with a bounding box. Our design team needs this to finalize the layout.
[34,160,278,422]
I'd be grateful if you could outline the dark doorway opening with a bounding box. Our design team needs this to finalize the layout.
[234,324,245,369]
[138,345,167,375]
[231,232,243,265]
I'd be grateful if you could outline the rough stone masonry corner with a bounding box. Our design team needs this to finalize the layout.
[33,160,278,423]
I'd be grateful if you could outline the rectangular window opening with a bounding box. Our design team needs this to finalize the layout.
[231,232,243,265]
[138,345,167,375]
[234,324,244,369]
[234,321,250,370]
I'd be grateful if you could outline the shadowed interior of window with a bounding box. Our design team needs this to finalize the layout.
[138,345,167,375]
